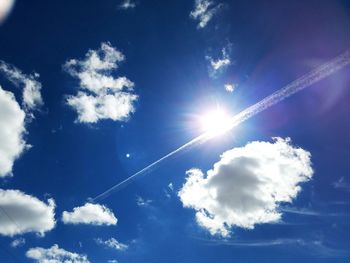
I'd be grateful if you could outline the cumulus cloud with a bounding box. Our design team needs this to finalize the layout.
[190,0,221,29]
[95,237,128,251]
[0,86,27,177]
[206,46,231,77]
[178,138,313,237]
[63,42,138,123]
[0,60,43,111]
[0,189,56,236]
[26,244,89,263]
[119,0,136,10]
[62,203,117,226]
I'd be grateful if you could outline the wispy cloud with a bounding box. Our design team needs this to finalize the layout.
[62,203,117,226]
[26,244,89,263]
[333,176,350,191]
[190,0,221,29]
[0,60,43,111]
[206,45,231,77]
[95,237,128,251]
[136,195,152,207]
[63,42,138,123]
[10,237,25,248]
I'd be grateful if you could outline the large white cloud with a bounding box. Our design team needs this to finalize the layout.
[26,244,89,263]
[178,138,313,237]
[190,0,221,29]
[63,42,138,123]
[0,86,27,177]
[0,60,43,111]
[62,203,117,226]
[0,189,56,236]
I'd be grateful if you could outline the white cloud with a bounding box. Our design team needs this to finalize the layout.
[108,260,119,263]
[206,46,231,76]
[224,83,235,93]
[0,189,56,237]
[10,237,25,248]
[190,0,221,29]
[26,244,89,263]
[178,138,313,237]
[62,203,117,226]
[0,86,27,177]
[63,42,138,123]
[95,237,128,251]
[0,60,43,111]
[136,195,152,207]
[119,0,136,10]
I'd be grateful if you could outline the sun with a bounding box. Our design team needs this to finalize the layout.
[200,108,231,137]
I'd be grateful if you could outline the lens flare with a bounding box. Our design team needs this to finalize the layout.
[200,109,231,136]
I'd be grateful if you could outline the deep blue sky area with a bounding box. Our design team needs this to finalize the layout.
[0,0,350,262]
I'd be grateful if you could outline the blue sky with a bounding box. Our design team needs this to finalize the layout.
[0,0,350,262]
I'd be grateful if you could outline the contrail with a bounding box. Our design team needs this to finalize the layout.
[92,48,350,202]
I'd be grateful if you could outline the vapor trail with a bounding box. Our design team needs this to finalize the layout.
[92,49,350,202]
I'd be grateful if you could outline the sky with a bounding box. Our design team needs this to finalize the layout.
[0,0,350,262]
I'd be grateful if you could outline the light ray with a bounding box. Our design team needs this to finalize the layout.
[92,48,350,202]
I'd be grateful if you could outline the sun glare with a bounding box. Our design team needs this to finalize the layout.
[200,109,231,137]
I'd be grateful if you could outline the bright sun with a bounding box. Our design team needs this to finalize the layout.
[200,109,231,136]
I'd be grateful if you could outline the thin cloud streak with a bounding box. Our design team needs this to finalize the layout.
[92,48,350,202]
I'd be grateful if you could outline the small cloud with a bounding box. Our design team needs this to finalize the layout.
[224,83,235,93]
[26,244,89,263]
[95,237,128,251]
[108,260,119,263]
[0,0,15,24]
[62,203,117,226]
[63,42,138,124]
[119,0,136,10]
[136,196,152,207]
[0,60,43,111]
[168,183,174,191]
[178,137,313,237]
[0,189,56,237]
[206,46,231,77]
[190,0,221,29]
[10,237,25,248]
[333,177,350,191]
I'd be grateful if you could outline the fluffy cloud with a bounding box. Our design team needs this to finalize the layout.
[0,189,56,236]
[178,138,313,237]
[63,42,138,123]
[0,86,27,177]
[62,203,117,226]
[0,60,43,111]
[95,237,128,251]
[190,0,221,29]
[26,244,89,263]
[119,0,136,10]
[224,83,235,93]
